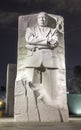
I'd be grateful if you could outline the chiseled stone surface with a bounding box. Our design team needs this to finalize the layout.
[14,80,39,121]
[14,12,69,122]
[6,64,16,117]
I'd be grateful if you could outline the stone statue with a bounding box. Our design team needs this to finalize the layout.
[25,12,59,104]
[14,12,69,122]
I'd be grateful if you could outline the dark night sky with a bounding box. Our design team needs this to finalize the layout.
[0,0,81,86]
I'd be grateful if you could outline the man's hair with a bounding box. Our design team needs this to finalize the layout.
[38,12,48,19]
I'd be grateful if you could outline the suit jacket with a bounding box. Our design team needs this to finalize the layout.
[25,25,59,68]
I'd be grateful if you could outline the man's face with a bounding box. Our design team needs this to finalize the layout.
[37,13,48,27]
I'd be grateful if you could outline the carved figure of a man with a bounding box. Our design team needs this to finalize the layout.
[25,12,59,103]
[25,12,58,68]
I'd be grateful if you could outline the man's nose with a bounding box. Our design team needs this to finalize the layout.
[41,18,45,21]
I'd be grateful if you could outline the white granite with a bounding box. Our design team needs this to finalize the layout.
[14,12,69,122]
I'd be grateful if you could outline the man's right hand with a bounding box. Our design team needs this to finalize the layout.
[32,47,40,52]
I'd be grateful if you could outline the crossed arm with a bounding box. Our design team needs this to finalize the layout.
[25,27,58,51]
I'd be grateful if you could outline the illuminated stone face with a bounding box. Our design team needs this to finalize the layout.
[14,12,69,122]
[37,12,48,27]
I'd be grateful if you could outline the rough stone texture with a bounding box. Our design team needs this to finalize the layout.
[14,79,39,121]
[6,64,16,116]
[14,12,69,122]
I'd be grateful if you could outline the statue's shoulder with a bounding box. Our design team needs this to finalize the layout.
[26,25,38,32]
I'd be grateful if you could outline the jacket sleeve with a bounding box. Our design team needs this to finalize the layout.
[25,27,47,45]
[51,29,58,44]
[25,27,36,43]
